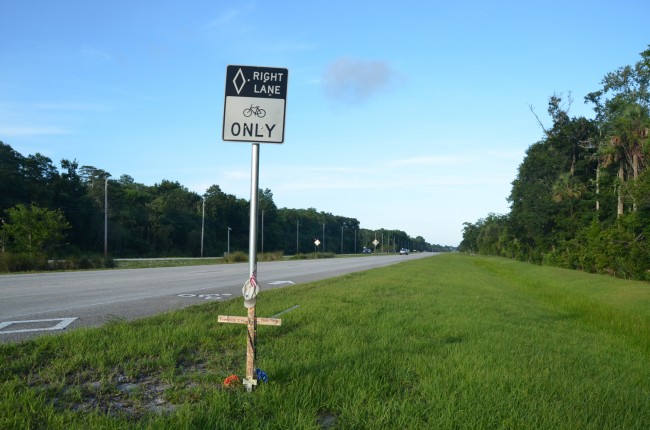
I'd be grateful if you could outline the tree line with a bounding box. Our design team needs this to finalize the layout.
[459,46,650,280]
[0,142,451,269]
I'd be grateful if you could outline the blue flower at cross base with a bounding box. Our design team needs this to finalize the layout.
[255,368,268,383]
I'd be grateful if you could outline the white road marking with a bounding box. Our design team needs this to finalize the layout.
[0,317,78,334]
[177,293,233,300]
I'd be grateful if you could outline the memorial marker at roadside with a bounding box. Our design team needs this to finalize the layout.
[219,65,288,391]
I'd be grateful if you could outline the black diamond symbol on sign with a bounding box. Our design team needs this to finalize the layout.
[233,68,246,95]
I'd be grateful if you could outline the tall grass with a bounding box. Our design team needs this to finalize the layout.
[1,254,649,429]
[0,252,114,272]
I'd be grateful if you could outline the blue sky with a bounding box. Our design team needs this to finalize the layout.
[1,1,649,246]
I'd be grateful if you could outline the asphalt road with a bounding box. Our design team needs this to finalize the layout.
[0,253,435,343]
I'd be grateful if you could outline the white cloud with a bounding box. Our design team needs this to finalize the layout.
[322,57,403,104]
[204,3,257,31]
[205,10,241,29]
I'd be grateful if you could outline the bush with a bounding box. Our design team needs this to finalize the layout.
[223,251,248,263]
[223,251,287,263]
[0,253,48,272]
[258,251,284,262]
[0,252,115,272]
[290,252,336,260]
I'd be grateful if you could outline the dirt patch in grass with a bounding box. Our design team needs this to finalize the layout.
[316,411,339,429]
[40,359,222,420]
[47,372,175,419]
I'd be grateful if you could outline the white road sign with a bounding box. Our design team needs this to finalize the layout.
[223,65,288,144]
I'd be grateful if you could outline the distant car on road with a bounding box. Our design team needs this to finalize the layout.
[362,247,372,253]
[400,248,409,255]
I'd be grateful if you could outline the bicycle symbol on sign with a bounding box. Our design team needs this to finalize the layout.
[243,105,266,118]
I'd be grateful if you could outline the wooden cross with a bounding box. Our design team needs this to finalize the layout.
[218,306,281,391]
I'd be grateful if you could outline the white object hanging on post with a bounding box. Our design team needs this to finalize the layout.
[242,272,260,308]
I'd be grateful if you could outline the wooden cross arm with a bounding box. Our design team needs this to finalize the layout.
[218,315,282,326]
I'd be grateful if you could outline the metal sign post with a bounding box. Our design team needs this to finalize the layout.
[219,65,288,392]
[245,143,261,390]
[218,144,278,391]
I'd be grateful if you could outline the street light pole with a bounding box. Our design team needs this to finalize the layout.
[227,227,232,255]
[201,198,205,258]
[104,178,108,258]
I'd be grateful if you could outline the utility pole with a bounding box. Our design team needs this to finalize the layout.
[201,198,205,257]
[104,178,108,258]
[227,227,232,255]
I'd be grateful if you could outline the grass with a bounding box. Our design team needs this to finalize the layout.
[1,254,649,429]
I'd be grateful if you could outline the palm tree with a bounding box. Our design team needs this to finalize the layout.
[605,103,650,215]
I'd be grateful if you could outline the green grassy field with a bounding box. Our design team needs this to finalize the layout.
[2,254,649,429]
